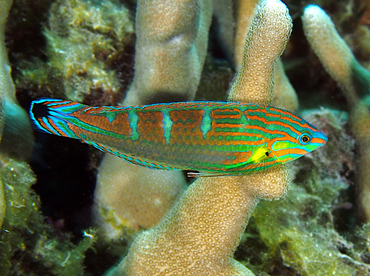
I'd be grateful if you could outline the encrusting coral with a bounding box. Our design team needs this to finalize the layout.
[93,0,212,244]
[302,5,370,221]
[107,0,293,275]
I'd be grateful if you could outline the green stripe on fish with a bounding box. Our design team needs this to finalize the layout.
[29,99,328,177]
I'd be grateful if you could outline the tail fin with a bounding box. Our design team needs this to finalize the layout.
[29,99,85,139]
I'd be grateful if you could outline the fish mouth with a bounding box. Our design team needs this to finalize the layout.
[312,131,328,146]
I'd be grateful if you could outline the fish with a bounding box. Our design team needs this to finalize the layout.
[29,99,327,177]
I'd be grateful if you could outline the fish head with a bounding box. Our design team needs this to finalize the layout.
[267,118,328,164]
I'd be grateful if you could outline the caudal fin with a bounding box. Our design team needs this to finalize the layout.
[29,98,84,139]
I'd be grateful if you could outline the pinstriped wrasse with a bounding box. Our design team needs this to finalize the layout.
[29,99,327,177]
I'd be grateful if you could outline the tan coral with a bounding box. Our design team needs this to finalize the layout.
[114,167,288,276]
[228,0,292,105]
[234,0,260,69]
[212,0,235,62]
[233,0,297,112]
[302,5,370,221]
[302,5,358,106]
[123,0,212,105]
[93,158,186,238]
[94,0,213,244]
[108,0,293,275]
[272,58,298,112]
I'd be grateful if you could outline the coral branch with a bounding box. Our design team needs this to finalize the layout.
[228,0,292,105]
[302,4,370,221]
[234,0,259,69]
[94,0,213,244]
[107,0,293,275]
[115,172,289,275]
[272,58,298,111]
[123,0,212,105]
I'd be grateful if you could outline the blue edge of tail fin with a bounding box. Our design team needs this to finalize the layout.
[29,98,65,134]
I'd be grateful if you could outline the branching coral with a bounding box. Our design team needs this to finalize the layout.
[111,169,288,276]
[302,4,370,222]
[212,0,235,63]
[232,0,297,112]
[272,58,298,111]
[228,0,291,104]
[4,0,370,275]
[93,0,212,244]
[107,0,293,275]
[234,0,259,68]
[124,0,212,105]
[94,159,187,233]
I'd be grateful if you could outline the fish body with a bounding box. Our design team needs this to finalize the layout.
[29,99,327,176]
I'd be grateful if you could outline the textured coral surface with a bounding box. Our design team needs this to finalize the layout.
[0,0,370,275]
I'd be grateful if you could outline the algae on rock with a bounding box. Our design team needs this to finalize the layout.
[0,159,96,275]
[240,109,370,275]
[20,0,134,103]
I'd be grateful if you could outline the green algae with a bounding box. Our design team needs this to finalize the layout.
[0,159,96,275]
[17,0,134,104]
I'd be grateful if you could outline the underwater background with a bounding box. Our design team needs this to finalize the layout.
[0,0,369,275]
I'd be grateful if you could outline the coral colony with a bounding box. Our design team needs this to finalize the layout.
[0,0,369,275]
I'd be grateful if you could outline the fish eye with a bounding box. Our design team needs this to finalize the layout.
[299,133,311,144]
